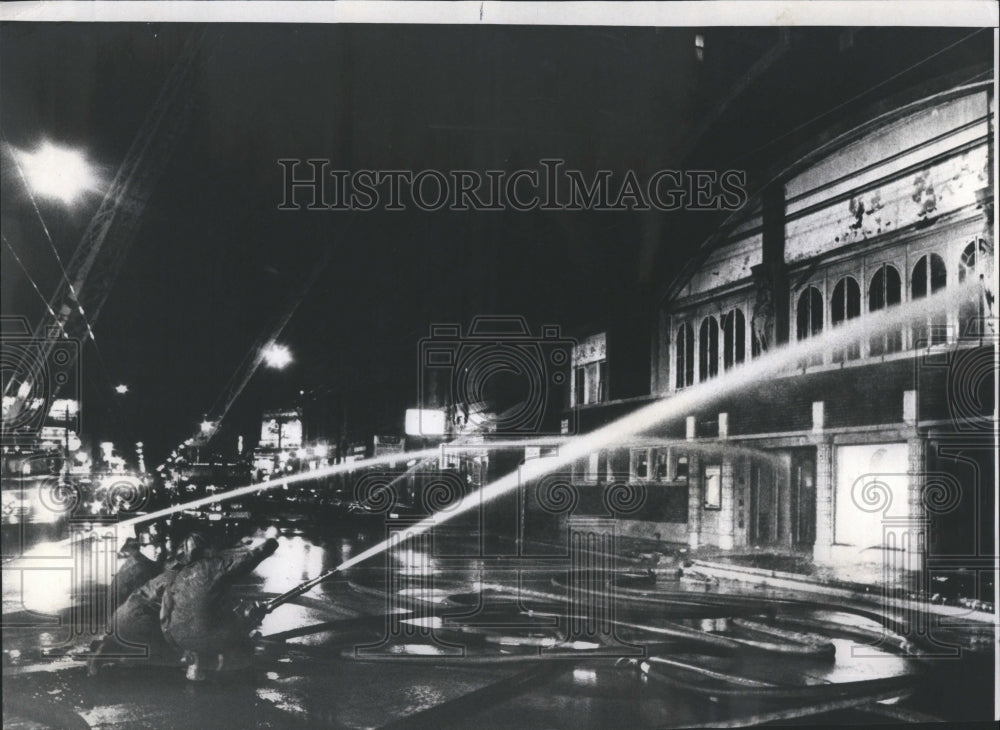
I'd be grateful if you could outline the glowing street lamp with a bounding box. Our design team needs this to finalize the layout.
[13,141,100,206]
[200,418,216,436]
[114,384,129,395]
[261,342,293,370]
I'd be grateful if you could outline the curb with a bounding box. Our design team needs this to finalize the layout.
[681,559,997,626]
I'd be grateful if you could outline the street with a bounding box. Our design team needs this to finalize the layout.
[2,502,995,729]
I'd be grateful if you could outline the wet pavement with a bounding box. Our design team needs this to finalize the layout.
[2,506,996,728]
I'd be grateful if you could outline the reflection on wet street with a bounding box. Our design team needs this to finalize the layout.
[2,507,996,729]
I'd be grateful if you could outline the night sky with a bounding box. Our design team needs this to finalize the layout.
[1,23,991,463]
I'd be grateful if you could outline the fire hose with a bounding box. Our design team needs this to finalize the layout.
[6,568,938,730]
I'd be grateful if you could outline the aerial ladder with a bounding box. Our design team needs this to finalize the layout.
[2,31,204,441]
[38,31,203,355]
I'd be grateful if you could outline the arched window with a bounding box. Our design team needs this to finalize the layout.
[959,238,991,282]
[721,308,745,370]
[796,287,823,366]
[699,316,719,382]
[958,239,994,338]
[796,287,824,340]
[675,323,694,389]
[831,276,861,362]
[911,253,947,346]
[868,264,902,355]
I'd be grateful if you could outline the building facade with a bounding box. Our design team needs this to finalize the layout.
[560,82,995,584]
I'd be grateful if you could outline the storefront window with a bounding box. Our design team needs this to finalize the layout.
[573,360,607,405]
[834,443,908,546]
[631,449,649,480]
[675,455,689,482]
[571,333,607,406]
[653,449,669,480]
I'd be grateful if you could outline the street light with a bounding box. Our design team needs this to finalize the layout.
[114,384,129,395]
[13,141,100,206]
[261,342,293,369]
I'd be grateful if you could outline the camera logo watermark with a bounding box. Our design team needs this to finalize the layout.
[0,311,156,655]
[849,464,990,658]
[278,158,748,212]
[416,316,574,438]
[1,316,80,446]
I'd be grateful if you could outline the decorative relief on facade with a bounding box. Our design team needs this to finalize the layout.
[786,144,988,262]
[687,235,762,297]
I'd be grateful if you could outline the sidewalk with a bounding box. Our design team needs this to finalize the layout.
[615,537,997,628]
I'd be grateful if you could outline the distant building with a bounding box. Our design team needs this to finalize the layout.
[258,409,304,451]
[252,409,304,477]
[570,332,608,408]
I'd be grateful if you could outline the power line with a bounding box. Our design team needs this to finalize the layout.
[2,233,61,324]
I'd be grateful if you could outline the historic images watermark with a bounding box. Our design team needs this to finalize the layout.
[278,158,748,212]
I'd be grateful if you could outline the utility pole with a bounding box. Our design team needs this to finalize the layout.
[63,401,70,481]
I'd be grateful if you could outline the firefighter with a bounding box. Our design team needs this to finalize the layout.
[108,537,162,613]
[161,537,279,681]
[87,532,208,676]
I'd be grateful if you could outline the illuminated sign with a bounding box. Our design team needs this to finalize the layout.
[405,408,446,436]
[259,415,303,449]
[373,435,404,455]
[47,399,80,421]
[39,426,82,450]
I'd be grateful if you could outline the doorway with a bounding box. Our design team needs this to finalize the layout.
[790,450,816,547]
[749,461,780,546]
[749,450,814,549]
